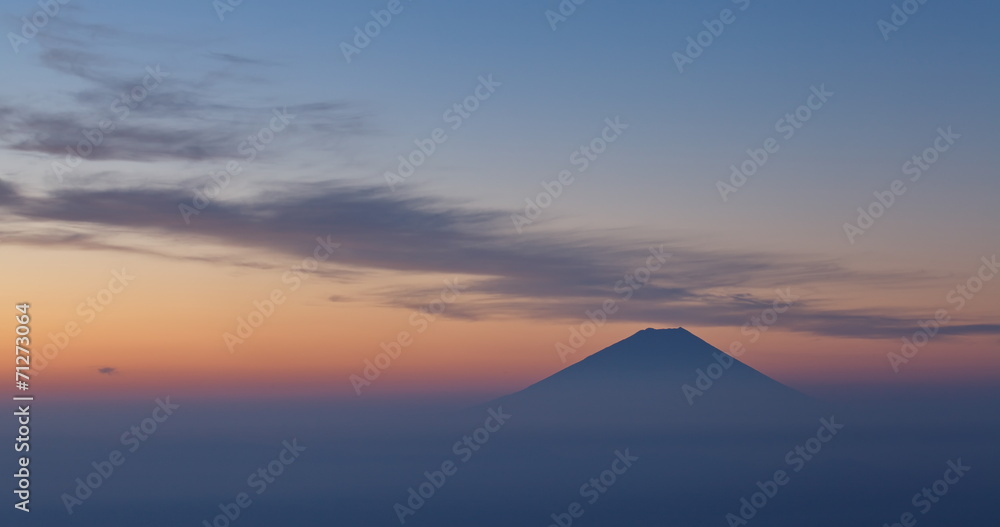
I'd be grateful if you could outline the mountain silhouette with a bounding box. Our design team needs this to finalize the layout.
[401,329,831,526]
[485,327,817,429]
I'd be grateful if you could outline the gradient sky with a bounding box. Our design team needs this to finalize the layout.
[1,0,998,401]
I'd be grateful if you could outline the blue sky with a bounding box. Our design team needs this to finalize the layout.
[1,0,998,385]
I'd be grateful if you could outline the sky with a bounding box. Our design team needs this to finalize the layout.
[1,0,998,401]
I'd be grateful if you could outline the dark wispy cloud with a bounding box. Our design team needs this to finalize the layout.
[97,367,117,375]
[0,101,360,163]
[0,16,364,164]
[0,179,17,204]
[206,52,277,66]
[0,178,986,341]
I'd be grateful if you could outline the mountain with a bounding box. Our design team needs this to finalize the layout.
[397,329,994,526]
[484,327,818,429]
[399,329,830,526]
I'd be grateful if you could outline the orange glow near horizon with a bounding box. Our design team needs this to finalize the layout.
[4,244,999,401]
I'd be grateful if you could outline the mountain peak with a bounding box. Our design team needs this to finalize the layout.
[605,327,709,363]
[488,326,815,427]
[632,326,693,338]
[574,327,704,364]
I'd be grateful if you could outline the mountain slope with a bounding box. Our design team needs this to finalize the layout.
[408,328,830,526]
[486,327,817,429]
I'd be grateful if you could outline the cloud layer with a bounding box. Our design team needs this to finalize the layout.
[2,179,993,340]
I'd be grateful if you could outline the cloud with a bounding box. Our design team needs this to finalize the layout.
[0,102,361,164]
[0,179,18,204]
[0,178,982,341]
[97,367,117,375]
[0,16,364,164]
[206,52,277,66]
